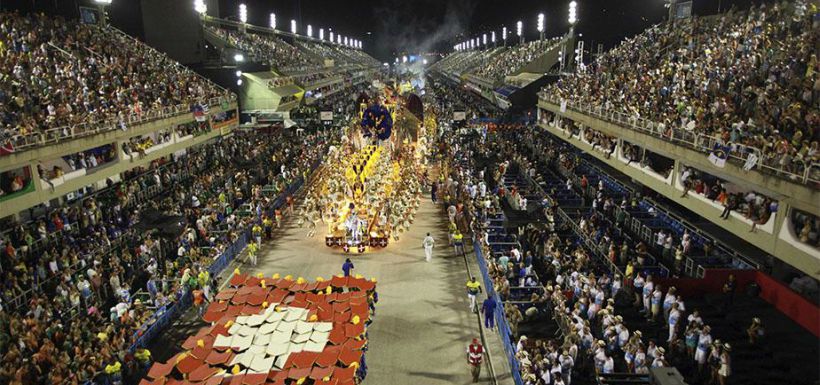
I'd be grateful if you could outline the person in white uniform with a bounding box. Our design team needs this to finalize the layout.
[422,232,435,262]
[695,325,713,374]
[718,343,732,385]
[667,302,681,342]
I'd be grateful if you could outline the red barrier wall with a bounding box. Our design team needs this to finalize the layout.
[754,271,820,337]
[656,269,820,337]
[656,269,757,298]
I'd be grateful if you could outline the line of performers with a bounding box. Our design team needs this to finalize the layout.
[299,141,423,253]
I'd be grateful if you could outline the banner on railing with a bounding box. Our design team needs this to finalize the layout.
[707,143,730,168]
[743,151,759,171]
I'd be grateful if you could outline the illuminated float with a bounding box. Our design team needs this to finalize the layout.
[299,94,425,254]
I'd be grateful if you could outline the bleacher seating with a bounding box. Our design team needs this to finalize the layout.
[0,12,229,154]
[542,0,819,183]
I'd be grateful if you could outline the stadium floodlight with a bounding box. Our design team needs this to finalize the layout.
[338,35,342,45]
[344,36,349,46]
[269,13,276,29]
[291,19,297,34]
[319,28,324,40]
[234,53,244,62]
[516,21,522,36]
[483,34,487,46]
[307,25,312,37]
[502,26,508,45]
[194,0,207,15]
[330,31,335,42]
[568,1,578,25]
[537,13,545,34]
[491,31,496,44]
[238,4,247,23]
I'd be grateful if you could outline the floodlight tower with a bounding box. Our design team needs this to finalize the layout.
[516,21,523,44]
[502,27,507,47]
[319,28,324,40]
[94,0,112,26]
[537,13,545,40]
[291,19,297,35]
[491,31,496,48]
[307,25,313,38]
[269,13,276,30]
[194,0,207,16]
[238,3,247,32]
[568,1,578,38]
[563,1,580,72]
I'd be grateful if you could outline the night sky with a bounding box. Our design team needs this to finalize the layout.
[9,0,760,61]
[215,0,759,61]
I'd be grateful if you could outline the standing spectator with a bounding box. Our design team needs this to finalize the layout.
[342,258,355,277]
[467,337,484,382]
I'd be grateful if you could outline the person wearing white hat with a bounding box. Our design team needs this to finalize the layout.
[516,335,528,353]
[718,343,732,385]
[695,325,713,374]
[747,317,764,344]
[652,347,667,368]
[593,340,607,372]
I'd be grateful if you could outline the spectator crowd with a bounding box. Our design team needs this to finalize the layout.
[543,1,819,180]
[0,12,228,151]
[0,129,331,385]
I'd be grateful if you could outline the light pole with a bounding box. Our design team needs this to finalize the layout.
[564,1,579,72]
[537,13,545,40]
[94,0,111,26]
[516,21,523,45]
[194,0,207,16]
[238,3,247,32]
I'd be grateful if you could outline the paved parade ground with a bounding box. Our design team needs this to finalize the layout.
[152,191,512,384]
[250,199,482,384]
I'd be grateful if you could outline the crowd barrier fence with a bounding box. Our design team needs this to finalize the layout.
[473,234,524,385]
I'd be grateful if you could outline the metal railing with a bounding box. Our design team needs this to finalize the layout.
[539,94,820,186]
[4,95,234,156]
